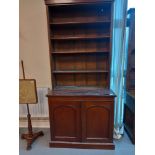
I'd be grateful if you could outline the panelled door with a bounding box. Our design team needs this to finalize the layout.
[81,101,114,143]
[49,100,81,142]
[49,100,114,143]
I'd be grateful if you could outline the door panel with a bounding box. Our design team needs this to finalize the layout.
[49,100,81,142]
[82,101,114,142]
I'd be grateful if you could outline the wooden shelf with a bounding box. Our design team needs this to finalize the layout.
[51,35,110,40]
[50,20,111,25]
[53,70,109,74]
[52,51,109,54]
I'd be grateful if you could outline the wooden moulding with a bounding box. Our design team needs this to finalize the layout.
[50,20,111,25]
[46,87,116,97]
[49,141,115,150]
[51,35,111,40]
[45,0,114,5]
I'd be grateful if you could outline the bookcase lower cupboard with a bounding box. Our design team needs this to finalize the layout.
[44,0,116,150]
[47,88,116,149]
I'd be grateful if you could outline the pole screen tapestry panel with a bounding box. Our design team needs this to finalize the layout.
[19,79,38,104]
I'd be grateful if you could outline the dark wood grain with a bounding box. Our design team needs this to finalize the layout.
[53,39,110,54]
[126,8,135,92]
[52,50,109,54]
[51,22,110,38]
[48,93,115,149]
[47,1,112,88]
[49,100,81,142]
[45,0,114,5]
[47,87,116,97]
[48,2,111,26]
[50,20,111,25]
[51,35,110,40]
[124,102,135,144]
[81,101,114,142]
[53,70,109,74]
[45,0,115,149]
[49,141,115,149]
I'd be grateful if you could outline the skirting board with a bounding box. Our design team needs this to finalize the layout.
[19,117,50,128]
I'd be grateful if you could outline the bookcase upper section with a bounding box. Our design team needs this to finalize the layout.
[45,0,114,89]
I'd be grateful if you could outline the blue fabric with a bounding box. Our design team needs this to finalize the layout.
[110,0,128,132]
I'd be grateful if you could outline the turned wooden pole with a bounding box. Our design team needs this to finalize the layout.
[21,60,33,136]
[26,104,33,136]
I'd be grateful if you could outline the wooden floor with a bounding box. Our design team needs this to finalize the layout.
[19,128,135,155]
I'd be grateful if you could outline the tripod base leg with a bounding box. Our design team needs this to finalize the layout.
[21,131,44,150]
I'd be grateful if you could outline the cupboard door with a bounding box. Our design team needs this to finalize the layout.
[49,100,81,142]
[81,101,114,143]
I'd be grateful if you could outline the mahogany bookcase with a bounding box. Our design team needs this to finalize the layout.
[44,0,116,149]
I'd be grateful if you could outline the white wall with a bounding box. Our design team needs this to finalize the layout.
[19,0,51,88]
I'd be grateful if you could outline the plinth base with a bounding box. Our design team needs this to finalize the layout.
[49,141,115,150]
